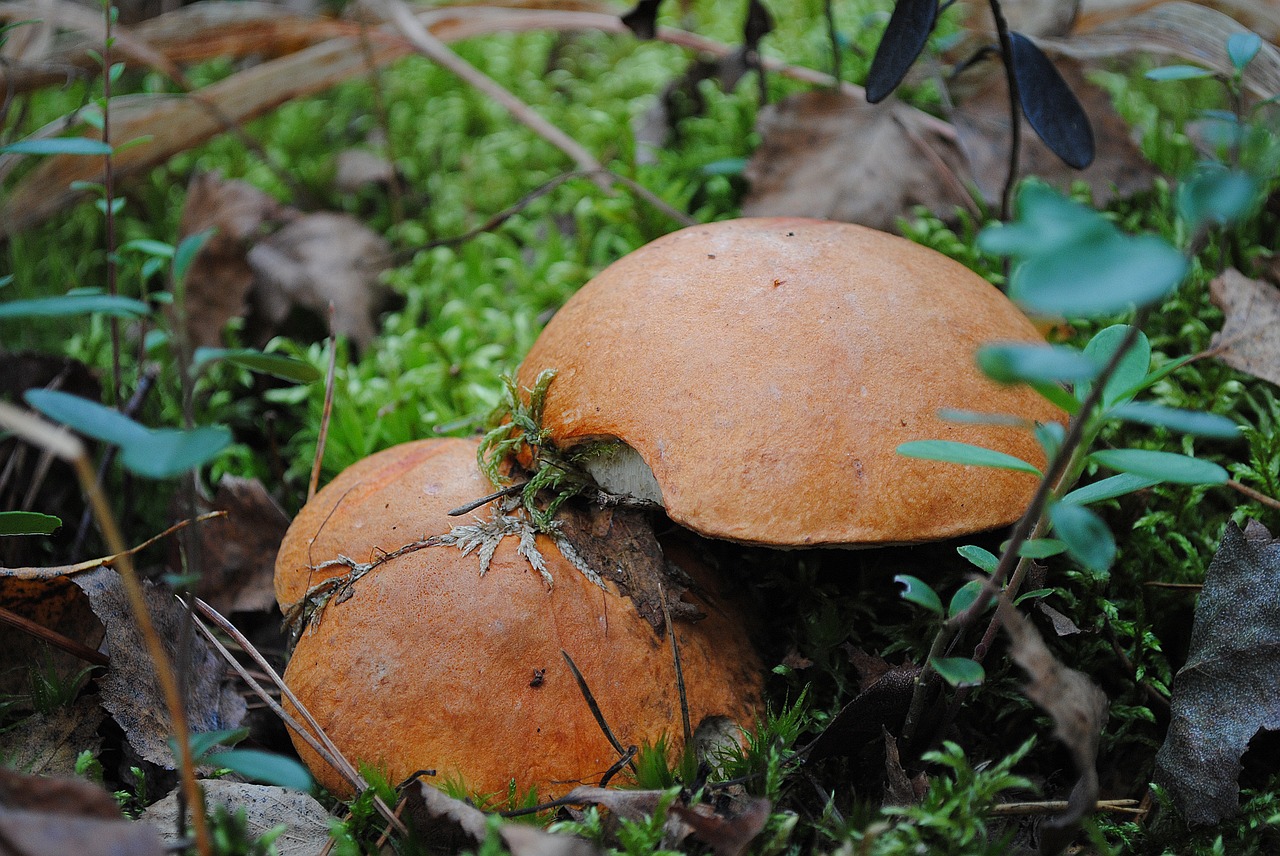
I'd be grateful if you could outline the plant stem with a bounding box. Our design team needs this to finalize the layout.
[101,0,121,406]
[901,315,1150,745]
[988,0,1021,221]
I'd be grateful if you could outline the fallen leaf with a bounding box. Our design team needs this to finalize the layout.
[881,727,923,807]
[0,574,103,696]
[668,796,771,856]
[1076,0,1280,45]
[950,54,1158,207]
[402,781,603,855]
[71,566,246,768]
[998,597,1108,856]
[178,172,283,350]
[743,90,975,232]
[1209,268,1280,388]
[333,148,397,193]
[1154,520,1280,825]
[0,695,104,776]
[1036,601,1084,636]
[0,765,120,817]
[181,475,290,616]
[0,811,165,856]
[142,780,330,856]
[246,212,392,350]
[803,663,920,763]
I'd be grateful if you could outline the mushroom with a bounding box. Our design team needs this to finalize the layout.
[516,217,1065,547]
[275,438,763,798]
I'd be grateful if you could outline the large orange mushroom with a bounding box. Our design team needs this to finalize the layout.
[516,217,1065,547]
[276,438,763,799]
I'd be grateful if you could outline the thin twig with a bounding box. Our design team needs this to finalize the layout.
[989,798,1142,817]
[309,318,338,502]
[0,603,109,666]
[657,583,692,747]
[989,0,1022,220]
[1227,478,1280,511]
[560,649,628,758]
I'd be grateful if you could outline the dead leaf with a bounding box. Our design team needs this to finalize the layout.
[181,476,290,616]
[803,663,921,763]
[0,695,104,776]
[998,598,1109,856]
[950,54,1159,207]
[881,728,924,807]
[0,765,120,817]
[333,148,397,193]
[1077,0,1280,44]
[0,770,165,856]
[1154,520,1280,825]
[247,212,391,350]
[743,90,975,232]
[178,172,284,350]
[142,780,330,856]
[1036,601,1084,636]
[0,575,103,696]
[402,781,603,855]
[1209,268,1280,388]
[668,797,771,856]
[71,566,246,768]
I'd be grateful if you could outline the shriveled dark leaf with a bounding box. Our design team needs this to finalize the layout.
[0,765,121,818]
[1209,268,1280,388]
[620,0,662,40]
[743,90,973,232]
[866,0,938,103]
[998,598,1108,856]
[71,566,246,767]
[669,796,771,856]
[743,0,774,53]
[1009,32,1095,169]
[1155,521,1280,825]
[404,782,602,855]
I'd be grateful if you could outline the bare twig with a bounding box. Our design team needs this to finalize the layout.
[0,603,109,666]
[309,318,338,502]
[1227,478,1280,511]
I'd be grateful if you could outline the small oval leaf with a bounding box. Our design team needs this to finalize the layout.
[865,0,938,103]
[1062,473,1163,505]
[1227,32,1261,71]
[948,580,987,618]
[895,574,943,616]
[931,657,985,687]
[1017,538,1068,559]
[897,440,1041,475]
[0,137,113,156]
[977,343,1100,385]
[1009,32,1094,169]
[1049,501,1115,574]
[957,544,998,574]
[24,389,150,446]
[1081,325,1151,408]
[1176,168,1260,232]
[194,347,322,383]
[1108,402,1241,439]
[0,511,62,536]
[1090,449,1229,485]
[1144,65,1215,81]
[1010,235,1188,317]
[204,749,313,791]
[0,294,150,320]
[119,426,233,479]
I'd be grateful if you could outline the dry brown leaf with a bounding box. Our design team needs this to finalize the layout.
[998,598,1109,856]
[333,148,397,193]
[743,90,975,232]
[247,212,392,349]
[178,172,284,350]
[950,54,1159,207]
[403,782,603,855]
[184,476,290,615]
[1077,0,1280,45]
[0,696,105,776]
[142,780,330,856]
[668,797,771,856]
[0,810,166,856]
[71,566,246,768]
[0,764,119,817]
[1209,268,1280,388]
[0,575,103,696]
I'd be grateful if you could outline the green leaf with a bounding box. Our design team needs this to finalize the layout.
[1108,402,1241,438]
[1062,473,1163,505]
[931,657,985,688]
[699,158,747,176]
[0,138,112,156]
[0,511,62,536]
[977,343,1099,385]
[1049,501,1116,573]
[957,544,998,574]
[204,749,314,791]
[1080,325,1150,408]
[1177,168,1259,232]
[173,230,214,283]
[1227,32,1261,71]
[1145,65,1215,81]
[120,426,233,479]
[0,294,149,320]
[179,727,249,762]
[979,184,1110,259]
[937,409,1030,427]
[948,580,987,618]
[1017,538,1068,559]
[120,239,175,259]
[1091,449,1229,485]
[193,348,322,383]
[25,389,149,446]
[1010,233,1188,317]
[897,440,1041,475]
[1035,421,1065,461]
[1029,381,1082,414]
[895,574,943,616]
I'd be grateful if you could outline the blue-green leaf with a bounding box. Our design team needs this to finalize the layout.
[897,440,1041,476]
[1018,538,1068,559]
[120,426,233,479]
[1145,65,1215,81]
[194,348,322,383]
[0,294,149,320]
[24,389,149,446]
[957,544,999,574]
[204,749,313,791]
[0,511,62,536]
[1049,501,1115,574]
[1090,449,1229,485]
[1009,233,1188,317]
[937,409,1031,427]
[1108,402,1241,438]
[1176,168,1259,232]
[1062,473,1163,505]
[1080,325,1150,408]
[1227,32,1261,71]
[173,230,214,283]
[977,343,1099,385]
[948,580,987,619]
[931,657,985,688]
[699,158,747,176]
[0,138,112,156]
[895,574,943,616]
[120,239,175,259]
[1035,421,1065,461]
[979,184,1109,259]
[177,727,249,762]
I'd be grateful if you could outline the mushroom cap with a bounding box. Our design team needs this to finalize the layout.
[517,217,1064,547]
[276,438,763,799]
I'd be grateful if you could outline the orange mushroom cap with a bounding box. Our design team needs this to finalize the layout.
[517,217,1065,547]
[276,438,763,799]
